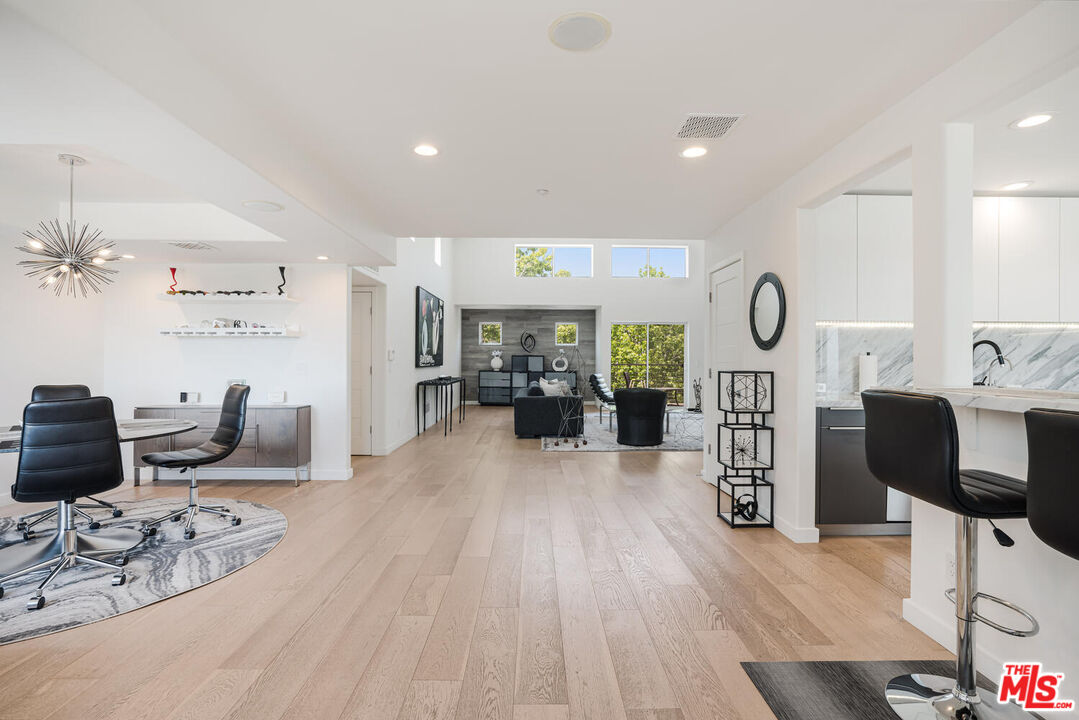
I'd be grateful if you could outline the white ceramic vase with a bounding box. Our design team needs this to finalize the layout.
[491,356,503,371]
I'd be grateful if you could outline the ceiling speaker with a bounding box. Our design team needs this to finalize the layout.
[549,12,611,52]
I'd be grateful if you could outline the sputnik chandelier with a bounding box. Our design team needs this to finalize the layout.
[17,154,120,297]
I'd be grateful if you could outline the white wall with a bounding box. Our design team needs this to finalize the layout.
[0,237,106,506]
[102,263,353,480]
[354,237,458,455]
[451,238,707,406]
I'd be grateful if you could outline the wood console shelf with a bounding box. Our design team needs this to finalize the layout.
[133,404,311,485]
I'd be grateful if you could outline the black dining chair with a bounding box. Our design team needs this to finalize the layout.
[0,396,144,610]
[16,385,124,541]
[139,385,250,539]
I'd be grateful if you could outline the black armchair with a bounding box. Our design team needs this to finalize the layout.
[613,389,666,446]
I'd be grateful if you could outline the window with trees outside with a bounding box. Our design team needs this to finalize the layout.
[610,323,685,405]
[555,322,578,346]
[515,245,593,277]
[479,322,502,345]
[611,246,688,278]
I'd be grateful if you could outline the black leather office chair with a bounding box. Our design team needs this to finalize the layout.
[862,390,1038,720]
[16,385,124,540]
[588,373,617,429]
[139,385,249,539]
[0,396,143,610]
[613,388,666,447]
[1024,408,1079,562]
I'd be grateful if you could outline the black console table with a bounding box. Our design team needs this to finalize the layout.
[417,377,466,437]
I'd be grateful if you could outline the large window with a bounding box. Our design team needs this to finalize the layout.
[515,245,593,277]
[610,323,686,405]
[611,245,688,278]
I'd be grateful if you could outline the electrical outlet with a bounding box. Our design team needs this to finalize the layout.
[817,383,827,393]
[945,551,956,585]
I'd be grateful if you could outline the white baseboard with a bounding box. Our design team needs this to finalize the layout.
[140,466,354,482]
[774,516,820,544]
[902,597,1006,670]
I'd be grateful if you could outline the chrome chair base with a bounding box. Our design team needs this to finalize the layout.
[139,468,240,540]
[0,502,141,609]
[887,674,1041,719]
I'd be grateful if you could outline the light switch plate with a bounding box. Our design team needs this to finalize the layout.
[268,390,286,403]
[387,349,396,361]
[816,383,827,393]
[181,391,200,404]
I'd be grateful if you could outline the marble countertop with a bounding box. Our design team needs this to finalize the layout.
[815,392,864,408]
[918,386,1079,414]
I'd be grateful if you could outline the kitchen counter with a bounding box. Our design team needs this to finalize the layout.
[815,392,863,408]
[918,386,1079,414]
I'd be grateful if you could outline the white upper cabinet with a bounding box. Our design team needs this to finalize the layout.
[815,195,858,321]
[972,197,999,321]
[998,197,1060,321]
[1061,199,1079,322]
[857,195,913,322]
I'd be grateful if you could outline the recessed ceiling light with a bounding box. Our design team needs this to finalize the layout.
[680,146,708,158]
[316,255,329,260]
[413,144,439,157]
[1011,114,1052,129]
[242,200,284,212]
[121,254,135,259]
[1001,181,1032,191]
[549,12,611,52]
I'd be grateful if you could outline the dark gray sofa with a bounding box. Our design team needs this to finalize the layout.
[513,382,584,438]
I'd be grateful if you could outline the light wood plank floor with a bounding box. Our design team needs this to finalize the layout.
[0,407,950,720]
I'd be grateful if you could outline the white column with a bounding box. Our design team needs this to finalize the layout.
[912,123,974,388]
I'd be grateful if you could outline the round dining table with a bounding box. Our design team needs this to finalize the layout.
[0,418,197,576]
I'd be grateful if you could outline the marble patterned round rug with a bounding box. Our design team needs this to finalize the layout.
[0,497,287,645]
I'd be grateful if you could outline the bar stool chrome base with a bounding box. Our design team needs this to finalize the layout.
[887,674,1041,719]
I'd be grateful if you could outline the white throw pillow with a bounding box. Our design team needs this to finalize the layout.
[538,377,562,397]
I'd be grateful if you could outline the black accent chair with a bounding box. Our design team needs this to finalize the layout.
[16,385,123,541]
[613,388,666,447]
[513,382,583,439]
[0,396,143,610]
[139,385,249,539]
[1024,408,1079,562]
[862,390,1038,720]
[588,374,617,429]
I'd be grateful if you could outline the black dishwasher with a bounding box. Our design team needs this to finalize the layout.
[816,406,906,533]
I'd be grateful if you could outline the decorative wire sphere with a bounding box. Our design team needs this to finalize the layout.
[16,154,119,298]
[18,220,117,297]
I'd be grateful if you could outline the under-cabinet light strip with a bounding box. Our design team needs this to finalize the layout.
[817,321,1079,330]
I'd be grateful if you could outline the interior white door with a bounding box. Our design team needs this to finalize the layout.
[351,291,373,455]
[708,260,743,487]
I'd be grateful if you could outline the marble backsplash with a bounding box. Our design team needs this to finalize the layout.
[817,325,1079,394]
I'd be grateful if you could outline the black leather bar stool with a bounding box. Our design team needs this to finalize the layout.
[1024,408,1079,562]
[0,396,143,610]
[16,385,124,540]
[862,390,1039,720]
[139,385,249,540]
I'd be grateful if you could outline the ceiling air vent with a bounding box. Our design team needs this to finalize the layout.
[676,114,743,140]
[167,241,219,251]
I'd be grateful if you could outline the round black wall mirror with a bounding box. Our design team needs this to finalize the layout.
[750,272,786,351]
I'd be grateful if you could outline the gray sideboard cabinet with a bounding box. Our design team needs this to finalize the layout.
[133,404,312,486]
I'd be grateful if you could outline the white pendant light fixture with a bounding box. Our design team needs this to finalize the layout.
[17,154,121,297]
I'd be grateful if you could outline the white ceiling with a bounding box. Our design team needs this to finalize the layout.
[6,0,1034,241]
[855,65,1079,196]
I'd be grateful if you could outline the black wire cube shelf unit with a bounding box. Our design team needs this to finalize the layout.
[716,371,775,528]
